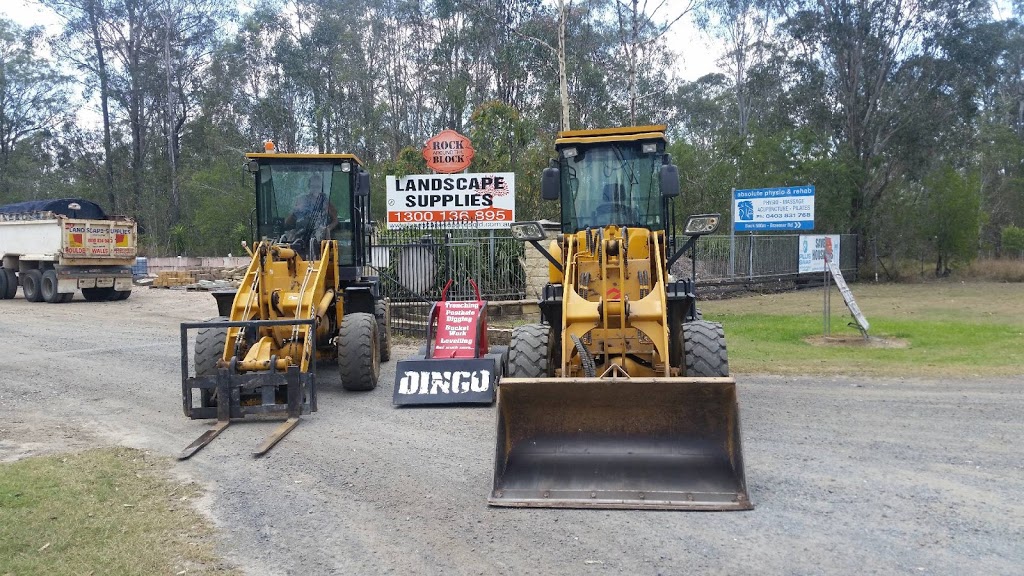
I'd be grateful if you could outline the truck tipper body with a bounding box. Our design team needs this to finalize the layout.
[0,199,137,303]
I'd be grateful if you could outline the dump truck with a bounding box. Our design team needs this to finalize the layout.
[179,144,391,458]
[0,198,137,302]
[491,125,751,510]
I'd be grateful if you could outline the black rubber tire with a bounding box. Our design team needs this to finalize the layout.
[683,320,730,377]
[22,269,44,302]
[0,267,14,300]
[41,270,63,303]
[82,287,115,302]
[111,289,132,301]
[338,312,380,391]
[507,323,551,378]
[194,317,229,378]
[58,292,74,303]
[375,298,392,362]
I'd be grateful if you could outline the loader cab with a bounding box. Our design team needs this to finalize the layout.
[542,125,679,234]
[245,152,371,275]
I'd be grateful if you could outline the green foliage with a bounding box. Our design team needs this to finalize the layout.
[2,1,1024,263]
[1002,225,1024,255]
[921,165,981,275]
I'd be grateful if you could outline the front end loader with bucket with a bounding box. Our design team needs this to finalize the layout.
[491,125,751,510]
[179,144,389,459]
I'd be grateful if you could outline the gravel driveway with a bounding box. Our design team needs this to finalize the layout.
[1,288,1021,575]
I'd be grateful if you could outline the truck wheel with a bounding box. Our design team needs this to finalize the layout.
[59,292,74,303]
[507,323,551,379]
[375,298,392,362]
[41,270,64,303]
[683,320,730,377]
[22,269,44,302]
[82,287,114,302]
[111,289,132,301]
[0,268,15,300]
[338,312,379,391]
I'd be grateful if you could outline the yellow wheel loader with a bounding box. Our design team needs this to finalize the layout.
[179,146,391,459]
[492,125,751,510]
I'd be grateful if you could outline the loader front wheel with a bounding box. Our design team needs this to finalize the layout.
[507,323,550,379]
[375,298,392,362]
[194,318,228,408]
[22,269,44,302]
[338,312,379,391]
[195,317,228,378]
[683,320,730,377]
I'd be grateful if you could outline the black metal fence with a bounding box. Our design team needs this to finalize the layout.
[373,228,859,337]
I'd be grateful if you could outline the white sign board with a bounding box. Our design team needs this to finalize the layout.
[799,235,841,273]
[386,173,515,229]
[733,185,815,231]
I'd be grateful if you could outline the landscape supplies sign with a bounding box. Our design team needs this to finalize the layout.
[733,185,815,231]
[423,129,475,173]
[798,235,841,273]
[385,173,516,229]
[392,358,497,405]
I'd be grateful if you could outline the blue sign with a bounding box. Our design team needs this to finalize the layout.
[733,185,815,231]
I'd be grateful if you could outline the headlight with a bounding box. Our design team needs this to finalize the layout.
[509,221,546,242]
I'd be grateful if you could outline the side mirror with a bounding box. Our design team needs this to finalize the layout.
[356,169,370,197]
[541,167,560,201]
[660,164,680,198]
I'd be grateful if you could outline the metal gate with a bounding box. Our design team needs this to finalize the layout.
[372,227,525,335]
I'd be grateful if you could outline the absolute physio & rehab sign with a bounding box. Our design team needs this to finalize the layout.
[733,185,815,231]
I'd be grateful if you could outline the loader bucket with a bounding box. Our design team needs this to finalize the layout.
[489,377,752,510]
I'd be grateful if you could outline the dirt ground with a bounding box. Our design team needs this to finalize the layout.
[1,288,1022,575]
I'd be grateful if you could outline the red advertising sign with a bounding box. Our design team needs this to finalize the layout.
[423,129,474,173]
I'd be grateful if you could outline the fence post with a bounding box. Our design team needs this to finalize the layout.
[748,233,754,280]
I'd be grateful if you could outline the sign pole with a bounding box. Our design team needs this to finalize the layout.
[729,188,736,278]
[824,243,831,336]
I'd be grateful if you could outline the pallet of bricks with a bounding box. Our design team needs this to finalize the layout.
[152,270,196,288]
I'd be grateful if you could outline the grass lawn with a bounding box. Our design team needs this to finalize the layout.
[700,281,1024,377]
[0,447,236,576]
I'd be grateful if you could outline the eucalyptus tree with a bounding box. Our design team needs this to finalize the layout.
[0,19,71,200]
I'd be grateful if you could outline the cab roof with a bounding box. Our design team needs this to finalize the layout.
[244,152,365,166]
[555,125,667,147]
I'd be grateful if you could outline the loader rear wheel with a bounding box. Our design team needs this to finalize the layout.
[683,320,730,377]
[338,312,379,391]
[22,269,44,302]
[0,267,16,299]
[42,270,63,303]
[375,298,392,362]
[82,287,114,302]
[507,323,550,379]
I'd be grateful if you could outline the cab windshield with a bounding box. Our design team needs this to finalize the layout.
[256,162,354,262]
[559,143,663,233]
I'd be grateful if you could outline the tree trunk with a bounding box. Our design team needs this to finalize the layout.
[557,0,570,132]
[163,9,179,226]
[87,0,116,211]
